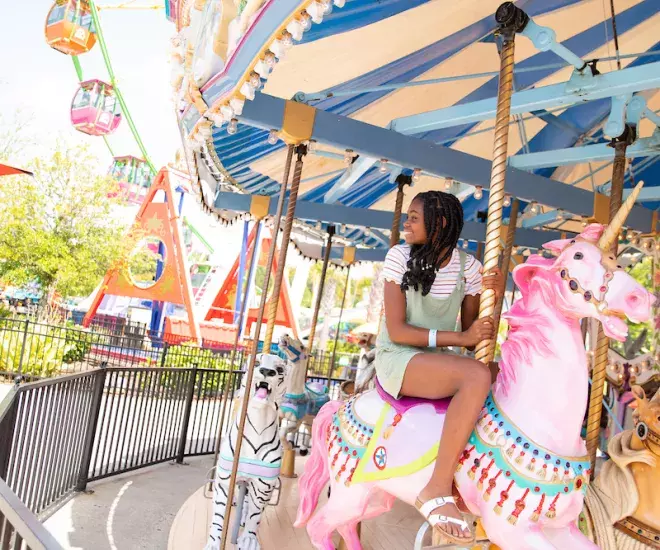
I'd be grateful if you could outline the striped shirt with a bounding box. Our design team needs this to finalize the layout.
[382,245,482,298]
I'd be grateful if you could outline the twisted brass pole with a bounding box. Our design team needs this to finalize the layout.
[474,31,516,365]
[210,218,264,488]
[490,199,519,359]
[263,145,306,351]
[305,226,335,377]
[219,144,294,550]
[390,174,411,246]
[327,265,351,387]
[585,136,629,478]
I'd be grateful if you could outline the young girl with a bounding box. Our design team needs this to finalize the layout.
[376,190,502,544]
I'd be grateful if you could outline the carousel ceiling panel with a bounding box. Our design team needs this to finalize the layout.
[192,0,660,248]
[262,0,505,101]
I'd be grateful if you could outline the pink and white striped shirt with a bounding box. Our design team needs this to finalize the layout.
[382,245,483,298]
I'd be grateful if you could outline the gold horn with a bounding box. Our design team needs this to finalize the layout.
[597,180,645,251]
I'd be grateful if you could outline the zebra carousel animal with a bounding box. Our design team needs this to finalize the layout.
[205,354,289,550]
[278,334,330,456]
[581,385,660,550]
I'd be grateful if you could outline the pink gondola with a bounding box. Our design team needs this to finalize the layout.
[108,156,152,204]
[71,79,122,136]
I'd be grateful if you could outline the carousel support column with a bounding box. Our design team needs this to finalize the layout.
[210,209,268,490]
[268,144,306,479]
[218,146,295,550]
[490,199,519,362]
[586,124,635,478]
[305,226,336,376]
[262,144,306,351]
[390,174,412,246]
[327,262,353,389]
[440,4,527,547]
[474,3,528,367]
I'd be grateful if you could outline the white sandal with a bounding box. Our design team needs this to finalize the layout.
[415,496,475,545]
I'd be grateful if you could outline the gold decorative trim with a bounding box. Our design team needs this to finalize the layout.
[614,517,660,548]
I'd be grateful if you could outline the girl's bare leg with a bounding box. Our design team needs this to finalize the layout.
[400,353,491,540]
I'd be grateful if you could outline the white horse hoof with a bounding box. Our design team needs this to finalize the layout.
[237,533,261,550]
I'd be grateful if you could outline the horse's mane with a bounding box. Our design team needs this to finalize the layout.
[495,260,559,397]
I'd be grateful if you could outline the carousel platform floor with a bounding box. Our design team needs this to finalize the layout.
[168,457,424,550]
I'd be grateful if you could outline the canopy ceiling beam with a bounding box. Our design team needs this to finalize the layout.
[213,190,566,250]
[239,93,654,232]
[510,132,660,170]
[389,61,660,135]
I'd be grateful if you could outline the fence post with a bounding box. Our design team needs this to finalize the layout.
[17,320,29,374]
[176,365,197,464]
[76,366,107,491]
[160,342,169,368]
[0,381,20,481]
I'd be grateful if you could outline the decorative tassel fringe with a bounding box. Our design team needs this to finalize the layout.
[494,481,514,516]
[545,495,560,519]
[527,458,536,472]
[515,451,525,465]
[506,444,516,458]
[507,489,529,525]
[484,471,502,502]
[531,494,545,522]
[537,465,547,479]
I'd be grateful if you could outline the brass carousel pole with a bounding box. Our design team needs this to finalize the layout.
[585,125,635,478]
[305,225,335,376]
[435,4,527,546]
[269,144,307,479]
[474,3,528,366]
[218,144,295,550]
[210,215,266,489]
[327,265,352,388]
[263,144,307,351]
[489,199,519,361]
[391,174,412,246]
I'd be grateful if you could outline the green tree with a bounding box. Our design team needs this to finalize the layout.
[0,143,130,298]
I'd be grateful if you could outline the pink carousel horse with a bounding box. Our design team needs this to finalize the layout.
[294,187,653,550]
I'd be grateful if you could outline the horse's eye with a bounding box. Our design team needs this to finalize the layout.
[573,252,583,260]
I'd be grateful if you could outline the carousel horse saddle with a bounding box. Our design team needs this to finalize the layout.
[375,378,451,415]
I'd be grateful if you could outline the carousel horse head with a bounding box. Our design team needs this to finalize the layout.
[510,182,653,342]
[239,353,289,410]
[278,333,307,364]
[631,385,660,454]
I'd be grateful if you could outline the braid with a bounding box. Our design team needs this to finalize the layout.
[400,191,464,296]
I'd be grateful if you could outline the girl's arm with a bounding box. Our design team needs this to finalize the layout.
[384,281,468,347]
[460,266,504,350]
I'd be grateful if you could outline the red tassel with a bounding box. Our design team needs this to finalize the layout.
[456,445,474,473]
[494,481,514,515]
[545,494,560,519]
[531,494,545,522]
[507,488,529,525]
[468,453,486,480]
[484,470,502,501]
[477,460,495,491]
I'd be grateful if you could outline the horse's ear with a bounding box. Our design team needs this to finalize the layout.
[631,384,646,404]
[511,255,554,295]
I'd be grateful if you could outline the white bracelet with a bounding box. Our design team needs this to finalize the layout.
[428,329,438,348]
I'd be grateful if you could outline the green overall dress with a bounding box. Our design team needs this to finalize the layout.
[375,251,467,399]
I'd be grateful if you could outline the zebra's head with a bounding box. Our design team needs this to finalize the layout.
[246,353,289,409]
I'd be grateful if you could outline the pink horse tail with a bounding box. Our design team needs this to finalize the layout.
[294,400,341,528]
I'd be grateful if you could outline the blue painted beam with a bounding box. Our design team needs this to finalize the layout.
[510,132,660,170]
[390,62,660,134]
[623,187,660,202]
[521,209,567,228]
[239,93,655,232]
[213,190,567,249]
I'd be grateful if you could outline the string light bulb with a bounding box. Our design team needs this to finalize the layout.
[249,72,261,89]
[264,51,276,67]
[299,12,312,31]
[267,129,278,145]
[444,177,453,191]
[227,119,238,135]
[379,159,389,174]
[412,168,421,183]
[344,149,354,165]
[503,194,512,207]
[529,201,539,215]
[473,186,483,200]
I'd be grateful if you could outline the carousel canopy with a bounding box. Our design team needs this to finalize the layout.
[173,0,660,260]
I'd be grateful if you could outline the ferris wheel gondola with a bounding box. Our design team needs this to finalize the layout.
[45,0,97,55]
[70,79,122,136]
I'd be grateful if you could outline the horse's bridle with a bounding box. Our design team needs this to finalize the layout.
[636,418,660,452]
[556,241,627,321]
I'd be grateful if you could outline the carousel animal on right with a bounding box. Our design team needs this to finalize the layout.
[581,384,660,550]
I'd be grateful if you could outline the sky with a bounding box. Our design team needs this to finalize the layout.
[0,1,180,169]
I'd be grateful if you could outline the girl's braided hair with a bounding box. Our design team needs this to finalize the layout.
[400,190,464,296]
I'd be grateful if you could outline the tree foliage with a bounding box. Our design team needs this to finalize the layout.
[0,143,131,298]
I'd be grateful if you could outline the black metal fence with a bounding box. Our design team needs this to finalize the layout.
[0,477,62,550]
[0,319,356,386]
[0,365,245,519]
